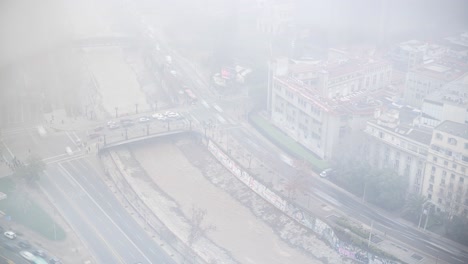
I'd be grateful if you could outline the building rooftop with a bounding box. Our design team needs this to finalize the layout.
[288,58,389,79]
[411,58,468,81]
[424,79,468,108]
[435,120,468,140]
[275,76,381,115]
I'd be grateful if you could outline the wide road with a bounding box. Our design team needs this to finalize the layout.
[40,156,175,264]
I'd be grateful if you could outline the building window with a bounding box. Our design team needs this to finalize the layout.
[433,156,438,162]
[451,174,456,180]
[431,166,436,174]
[428,194,432,200]
[460,177,465,183]
[438,198,442,204]
[462,167,466,173]
[444,161,448,166]
[429,184,434,191]
[465,143,468,150]
[448,138,457,145]
[430,175,435,183]
[452,164,457,169]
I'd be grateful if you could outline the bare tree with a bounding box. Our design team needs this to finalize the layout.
[187,205,216,246]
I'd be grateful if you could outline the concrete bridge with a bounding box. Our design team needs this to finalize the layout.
[98,129,196,152]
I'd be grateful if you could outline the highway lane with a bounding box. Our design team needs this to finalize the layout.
[221,124,468,264]
[42,165,122,264]
[54,157,175,264]
[0,245,29,264]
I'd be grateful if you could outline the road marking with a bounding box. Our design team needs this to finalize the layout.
[201,100,210,109]
[216,114,226,124]
[42,171,126,264]
[1,140,14,158]
[58,163,154,264]
[213,104,224,113]
[43,153,68,161]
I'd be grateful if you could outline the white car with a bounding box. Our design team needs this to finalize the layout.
[152,113,166,121]
[320,168,333,178]
[4,231,16,239]
[19,251,35,262]
[139,116,151,123]
[165,111,181,119]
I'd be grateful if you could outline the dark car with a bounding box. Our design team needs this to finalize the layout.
[18,241,32,249]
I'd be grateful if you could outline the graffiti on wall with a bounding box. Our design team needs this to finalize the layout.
[207,140,399,264]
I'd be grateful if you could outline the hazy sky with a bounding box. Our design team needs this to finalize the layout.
[1,0,467,69]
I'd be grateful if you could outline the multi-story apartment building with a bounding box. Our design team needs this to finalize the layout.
[268,57,390,159]
[403,58,467,108]
[390,40,448,72]
[364,108,431,194]
[420,79,468,127]
[422,121,468,217]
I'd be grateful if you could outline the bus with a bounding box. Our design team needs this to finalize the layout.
[185,89,198,105]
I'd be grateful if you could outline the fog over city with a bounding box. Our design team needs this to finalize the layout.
[0,0,468,264]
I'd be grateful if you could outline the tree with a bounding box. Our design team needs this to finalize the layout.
[284,159,312,199]
[366,169,407,211]
[187,205,216,246]
[14,155,46,184]
[403,194,428,223]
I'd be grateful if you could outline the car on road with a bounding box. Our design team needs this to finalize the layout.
[18,240,32,249]
[165,111,182,120]
[152,113,166,121]
[33,249,47,258]
[87,133,101,139]
[319,168,333,178]
[138,116,151,123]
[49,257,62,264]
[120,119,134,127]
[4,231,16,239]
[19,250,35,262]
[108,123,120,130]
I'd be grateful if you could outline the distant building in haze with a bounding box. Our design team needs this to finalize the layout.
[421,121,468,218]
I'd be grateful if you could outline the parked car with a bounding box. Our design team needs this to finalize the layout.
[18,241,32,249]
[319,168,333,178]
[4,231,16,240]
[19,251,35,262]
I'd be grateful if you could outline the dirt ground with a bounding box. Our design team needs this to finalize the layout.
[128,138,341,264]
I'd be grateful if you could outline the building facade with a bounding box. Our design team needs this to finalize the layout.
[364,109,431,194]
[422,121,468,217]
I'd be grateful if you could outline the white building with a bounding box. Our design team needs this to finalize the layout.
[421,79,468,127]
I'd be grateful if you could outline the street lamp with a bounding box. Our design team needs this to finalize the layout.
[115,107,118,118]
[418,201,433,230]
